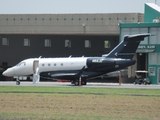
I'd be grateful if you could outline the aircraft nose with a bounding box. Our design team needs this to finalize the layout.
[2,68,14,77]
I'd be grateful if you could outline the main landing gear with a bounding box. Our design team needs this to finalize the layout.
[72,80,87,86]
[72,77,87,86]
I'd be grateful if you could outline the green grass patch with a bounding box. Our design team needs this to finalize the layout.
[0,86,160,120]
[0,86,160,95]
[1,92,159,120]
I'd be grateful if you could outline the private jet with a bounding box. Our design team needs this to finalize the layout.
[3,33,150,85]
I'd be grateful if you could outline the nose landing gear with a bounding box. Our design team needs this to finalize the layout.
[16,80,20,85]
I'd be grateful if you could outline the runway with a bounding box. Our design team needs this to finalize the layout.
[0,81,160,89]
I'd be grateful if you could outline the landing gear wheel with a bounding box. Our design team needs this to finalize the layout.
[82,80,87,85]
[75,81,79,86]
[144,81,147,85]
[16,81,20,85]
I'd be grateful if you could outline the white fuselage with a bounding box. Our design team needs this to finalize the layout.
[3,57,88,77]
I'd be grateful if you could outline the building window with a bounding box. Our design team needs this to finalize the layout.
[150,28,160,44]
[104,40,110,48]
[149,53,160,65]
[2,38,9,46]
[65,39,71,47]
[85,40,91,48]
[24,38,30,46]
[45,39,51,47]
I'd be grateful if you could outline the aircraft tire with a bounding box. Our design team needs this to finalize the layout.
[75,81,79,86]
[16,81,20,85]
[82,80,87,85]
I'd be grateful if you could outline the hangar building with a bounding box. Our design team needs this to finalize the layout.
[0,13,143,68]
[119,3,160,84]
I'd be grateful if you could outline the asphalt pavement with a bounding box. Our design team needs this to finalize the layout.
[0,81,160,89]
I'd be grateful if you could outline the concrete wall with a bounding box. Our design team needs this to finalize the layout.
[0,13,143,35]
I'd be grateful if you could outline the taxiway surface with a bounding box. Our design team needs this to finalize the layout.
[0,81,160,89]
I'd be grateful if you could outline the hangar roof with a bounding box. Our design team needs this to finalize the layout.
[0,13,143,35]
[144,3,160,22]
[145,3,160,12]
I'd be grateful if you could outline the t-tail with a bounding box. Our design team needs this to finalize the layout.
[102,33,151,59]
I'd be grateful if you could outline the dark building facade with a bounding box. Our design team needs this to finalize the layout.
[0,13,143,67]
[1,34,118,66]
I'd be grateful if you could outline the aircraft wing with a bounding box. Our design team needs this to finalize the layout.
[48,66,86,80]
[50,72,87,80]
[51,73,77,77]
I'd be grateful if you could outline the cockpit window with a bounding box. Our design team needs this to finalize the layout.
[16,62,26,66]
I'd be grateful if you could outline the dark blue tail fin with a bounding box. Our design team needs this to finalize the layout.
[102,33,150,59]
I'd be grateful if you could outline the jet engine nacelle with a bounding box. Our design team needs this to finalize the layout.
[86,58,136,72]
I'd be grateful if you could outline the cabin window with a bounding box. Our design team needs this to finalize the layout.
[48,63,51,66]
[42,64,45,67]
[45,39,51,47]
[54,63,56,66]
[104,40,110,48]
[85,40,91,48]
[61,63,63,66]
[65,39,71,47]
[24,38,30,46]
[2,38,9,46]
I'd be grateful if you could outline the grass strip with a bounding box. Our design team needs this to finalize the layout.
[0,86,160,96]
[0,93,160,120]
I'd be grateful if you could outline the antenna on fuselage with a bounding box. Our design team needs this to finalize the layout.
[39,56,42,59]
[69,55,72,58]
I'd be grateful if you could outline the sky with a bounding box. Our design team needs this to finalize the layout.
[0,0,159,14]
